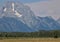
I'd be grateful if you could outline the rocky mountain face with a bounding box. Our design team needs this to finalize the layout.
[37,16,60,30]
[0,17,35,32]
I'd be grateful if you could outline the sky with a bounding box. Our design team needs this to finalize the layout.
[0,0,60,20]
[0,0,41,6]
[0,0,42,3]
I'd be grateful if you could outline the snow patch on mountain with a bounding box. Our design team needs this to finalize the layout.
[15,10,22,17]
[3,8,7,12]
[12,2,14,11]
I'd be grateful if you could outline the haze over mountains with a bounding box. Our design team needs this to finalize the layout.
[57,18,60,24]
[0,1,60,32]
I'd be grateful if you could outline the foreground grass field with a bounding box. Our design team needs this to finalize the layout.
[0,38,60,42]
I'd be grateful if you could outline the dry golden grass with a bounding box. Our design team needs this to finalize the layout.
[0,38,60,42]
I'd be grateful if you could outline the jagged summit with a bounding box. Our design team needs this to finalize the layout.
[0,1,38,32]
[0,2,24,18]
[0,1,36,28]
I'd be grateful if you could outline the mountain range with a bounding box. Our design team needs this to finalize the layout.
[0,1,60,32]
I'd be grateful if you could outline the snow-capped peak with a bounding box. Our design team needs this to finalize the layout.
[12,2,22,17]
[3,8,7,12]
[0,1,37,28]
[12,2,14,11]
[1,2,23,17]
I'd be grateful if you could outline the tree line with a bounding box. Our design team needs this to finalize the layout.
[0,30,60,38]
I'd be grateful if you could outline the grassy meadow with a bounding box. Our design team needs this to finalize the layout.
[0,38,60,42]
